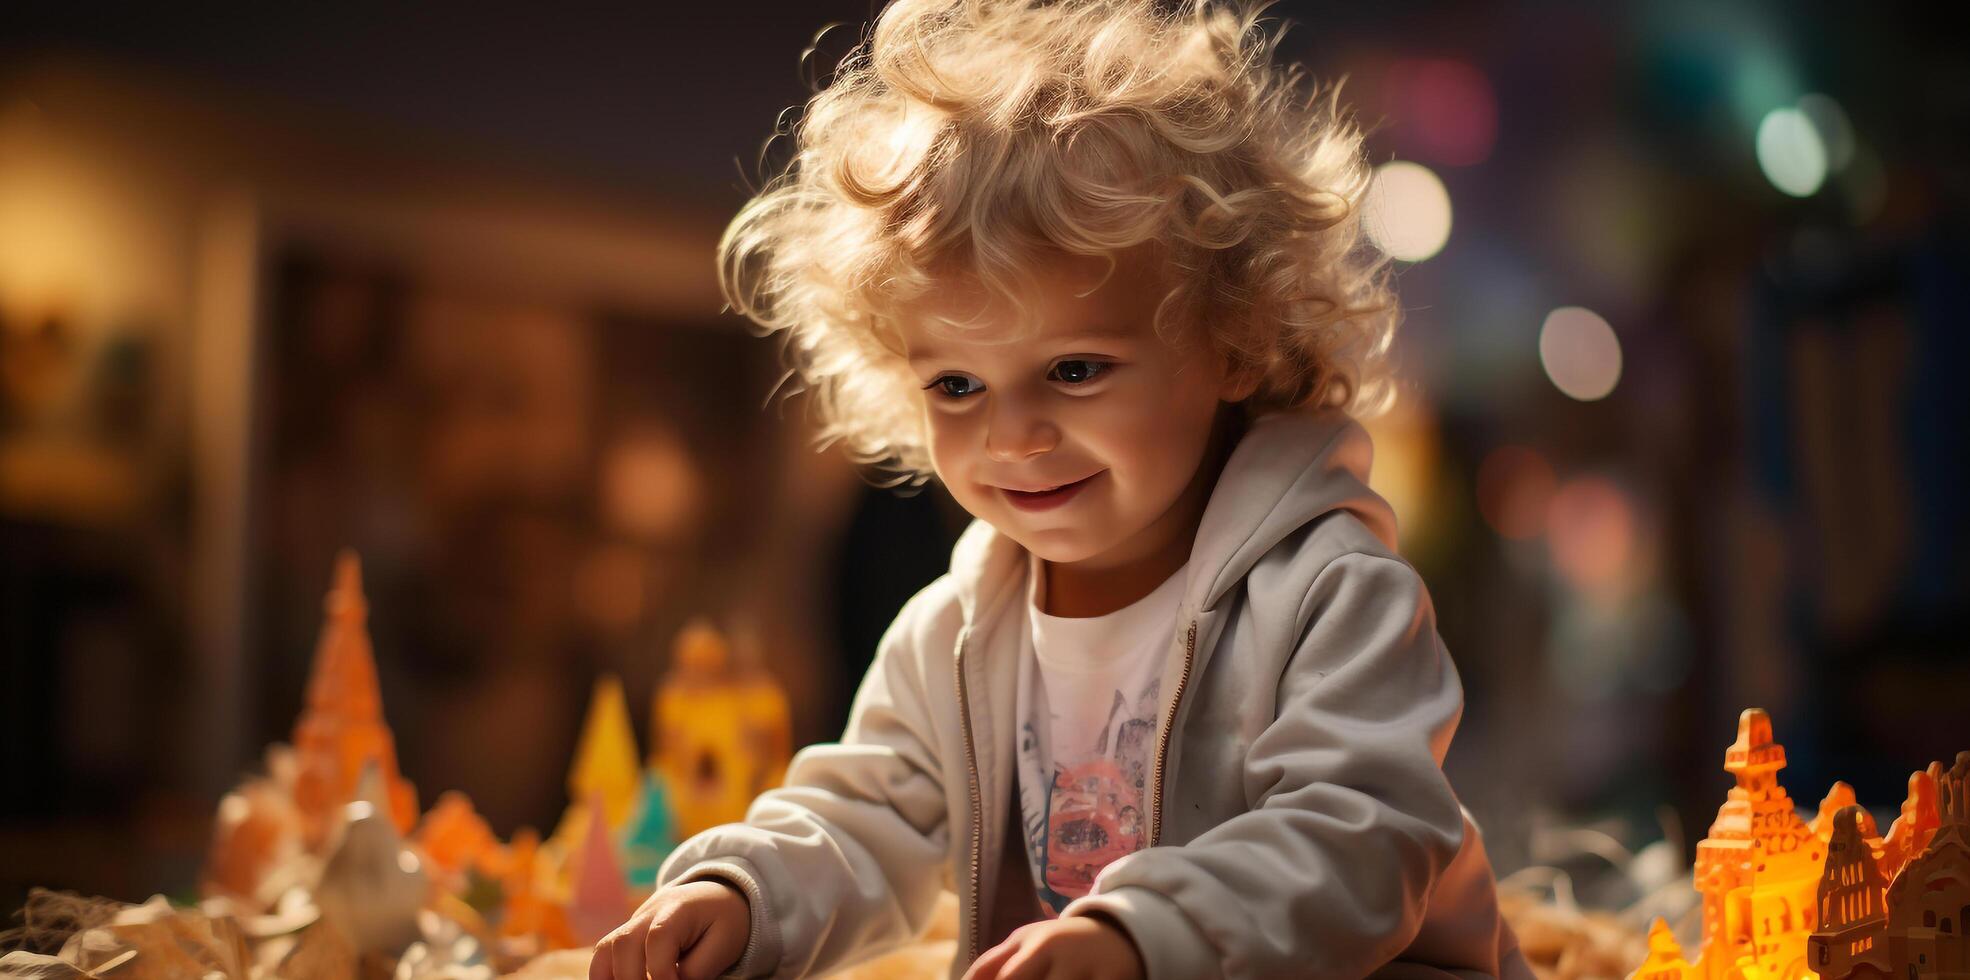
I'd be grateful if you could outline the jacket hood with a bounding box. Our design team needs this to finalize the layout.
[1189,408,1395,611]
[943,407,1394,620]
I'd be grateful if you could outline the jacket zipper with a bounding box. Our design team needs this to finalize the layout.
[954,628,984,962]
[1149,619,1199,848]
[962,616,1193,956]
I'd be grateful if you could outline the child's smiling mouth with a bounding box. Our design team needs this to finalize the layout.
[998,471,1103,512]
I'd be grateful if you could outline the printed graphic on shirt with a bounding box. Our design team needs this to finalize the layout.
[1017,675,1161,916]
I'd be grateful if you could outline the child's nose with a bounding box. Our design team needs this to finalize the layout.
[983,393,1059,461]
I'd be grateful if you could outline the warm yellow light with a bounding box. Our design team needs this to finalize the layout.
[1358,392,1441,550]
[0,100,170,330]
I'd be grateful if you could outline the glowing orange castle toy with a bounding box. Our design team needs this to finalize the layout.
[1807,753,1970,980]
[1692,708,1826,980]
[1631,711,1970,980]
[291,550,420,846]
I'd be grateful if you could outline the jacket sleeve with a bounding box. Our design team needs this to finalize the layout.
[654,583,956,979]
[1061,552,1469,980]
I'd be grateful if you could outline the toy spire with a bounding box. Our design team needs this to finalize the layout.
[1632,919,1691,980]
[1722,708,1784,778]
[1881,767,1939,876]
[1880,753,1970,977]
[292,550,418,845]
[1940,751,1970,830]
[498,827,576,952]
[570,674,642,831]
[1810,781,1858,840]
[567,793,632,946]
[414,790,501,890]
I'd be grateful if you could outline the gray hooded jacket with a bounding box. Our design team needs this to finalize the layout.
[657,409,1532,980]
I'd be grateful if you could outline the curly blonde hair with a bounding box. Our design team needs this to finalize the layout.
[720,0,1398,481]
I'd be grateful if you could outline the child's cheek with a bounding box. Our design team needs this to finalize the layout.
[921,409,992,512]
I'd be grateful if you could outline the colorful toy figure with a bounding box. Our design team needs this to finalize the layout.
[497,828,576,952]
[291,550,419,846]
[569,675,643,832]
[621,772,679,891]
[567,794,633,946]
[650,619,790,839]
[202,776,305,907]
[1631,713,1970,980]
[414,791,504,892]
[543,673,643,889]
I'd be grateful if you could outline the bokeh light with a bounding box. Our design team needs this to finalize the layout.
[600,427,702,539]
[1386,58,1498,167]
[1538,307,1623,401]
[1475,445,1557,540]
[1546,476,1638,600]
[1364,161,1453,262]
[1756,106,1828,197]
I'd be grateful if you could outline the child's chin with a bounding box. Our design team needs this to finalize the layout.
[1004,528,1107,565]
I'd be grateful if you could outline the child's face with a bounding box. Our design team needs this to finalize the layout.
[898,253,1242,570]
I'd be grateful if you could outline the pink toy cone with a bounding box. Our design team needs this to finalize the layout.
[568,791,632,945]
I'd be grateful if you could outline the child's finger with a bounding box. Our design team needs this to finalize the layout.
[993,941,1048,980]
[961,938,1018,980]
[676,910,748,980]
[609,927,657,980]
[642,921,685,980]
[587,936,616,980]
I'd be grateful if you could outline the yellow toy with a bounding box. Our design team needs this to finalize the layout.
[568,674,642,832]
[650,620,790,839]
[542,673,642,891]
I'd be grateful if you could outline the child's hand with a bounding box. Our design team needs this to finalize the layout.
[962,915,1146,980]
[589,879,750,980]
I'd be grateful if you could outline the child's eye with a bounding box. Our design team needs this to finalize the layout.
[1048,359,1111,385]
[924,373,985,399]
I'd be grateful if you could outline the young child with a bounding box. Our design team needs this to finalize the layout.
[593,1,1532,978]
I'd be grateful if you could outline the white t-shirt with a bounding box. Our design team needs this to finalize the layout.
[1015,561,1186,916]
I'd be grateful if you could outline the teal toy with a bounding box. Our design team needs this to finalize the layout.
[621,771,679,890]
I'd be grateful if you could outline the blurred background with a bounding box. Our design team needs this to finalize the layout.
[2,0,1965,923]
